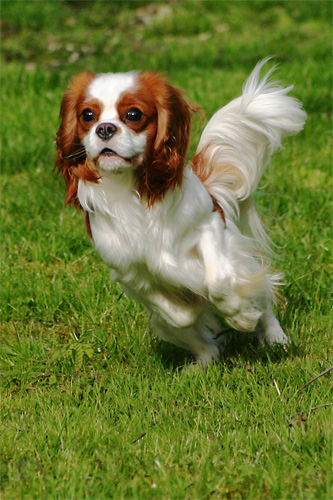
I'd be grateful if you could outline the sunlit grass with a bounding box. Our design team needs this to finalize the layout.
[1,1,332,499]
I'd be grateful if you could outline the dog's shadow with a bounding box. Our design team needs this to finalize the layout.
[154,330,300,372]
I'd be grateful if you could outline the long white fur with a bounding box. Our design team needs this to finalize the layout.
[78,60,306,365]
[196,58,306,250]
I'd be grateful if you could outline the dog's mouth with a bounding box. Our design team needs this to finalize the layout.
[100,147,121,157]
[98,148,144,167]
[99,148,133,162]
[95,147,145,172]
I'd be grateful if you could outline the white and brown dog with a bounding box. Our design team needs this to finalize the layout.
[56,60,306,365]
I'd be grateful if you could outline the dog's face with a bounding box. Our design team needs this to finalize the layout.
[79,72,156,172]
[56,70,194,207]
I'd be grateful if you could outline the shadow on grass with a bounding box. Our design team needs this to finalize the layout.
[154,330,302,372]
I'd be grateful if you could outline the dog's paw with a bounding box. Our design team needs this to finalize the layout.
[224,304,262,332]
[258,319,289,346]
[211,293,262,332]
[194,342,220,367]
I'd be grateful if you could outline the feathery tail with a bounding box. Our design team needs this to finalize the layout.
[193,59,306,251]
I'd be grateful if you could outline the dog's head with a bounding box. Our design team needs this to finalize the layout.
[56,70,195,207]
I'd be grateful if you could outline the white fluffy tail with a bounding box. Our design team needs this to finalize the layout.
[193,59,306,250]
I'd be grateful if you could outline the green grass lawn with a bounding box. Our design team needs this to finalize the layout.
[1,1,332,499]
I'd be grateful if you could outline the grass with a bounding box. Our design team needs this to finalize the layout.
[1,1,332,499]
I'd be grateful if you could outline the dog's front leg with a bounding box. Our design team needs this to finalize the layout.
[199,215,263,331]
[199,214,237,300]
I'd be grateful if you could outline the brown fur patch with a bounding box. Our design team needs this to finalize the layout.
[132,72,198,205]
[55,71,100,209]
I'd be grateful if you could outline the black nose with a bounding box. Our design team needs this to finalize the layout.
[96,122,117,141]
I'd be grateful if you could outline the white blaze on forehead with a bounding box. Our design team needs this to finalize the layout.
[86,72,139,120]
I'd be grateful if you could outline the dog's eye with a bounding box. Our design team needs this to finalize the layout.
[81,109,95,122]
[125,108,143,122]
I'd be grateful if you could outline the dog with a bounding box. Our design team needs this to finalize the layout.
[56,59,306,365]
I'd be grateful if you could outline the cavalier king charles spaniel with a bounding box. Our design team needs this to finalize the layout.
[56,60,306,365]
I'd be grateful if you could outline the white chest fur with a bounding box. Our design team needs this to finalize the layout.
[77,167,214,292]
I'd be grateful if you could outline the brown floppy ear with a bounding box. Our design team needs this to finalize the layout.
[55,71,99,209]
[136,73,197,205]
